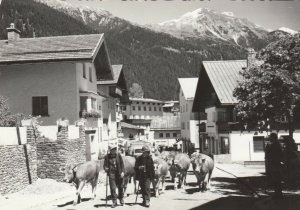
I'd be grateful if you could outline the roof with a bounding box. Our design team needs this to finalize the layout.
[150,116,180,130]
[0,34,104,64]
[178,78,198,100]
[130,97,164,103]
[97,65,122,85]
[121,122,144,130]
[202,60,246,104]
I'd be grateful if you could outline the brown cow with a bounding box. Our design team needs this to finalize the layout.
[169,153,190,189]
[152,157,169,197]
[63,160,102,205]
[190,152,214,191]
[122,156,137,196]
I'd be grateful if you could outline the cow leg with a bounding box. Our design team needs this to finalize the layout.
[152,179,157,197]
[203,173,209,191]
[161,177,165,193]
[74,181,86,205]
[133,176,137,194]
[157,178,162,195]
[207,171,213,190]
[123,176,129,196]
[92,177,98,199]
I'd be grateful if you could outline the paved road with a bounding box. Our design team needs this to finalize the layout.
[29,164,265,210]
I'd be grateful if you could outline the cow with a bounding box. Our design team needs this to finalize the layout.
[63,160,103,205]
[169,153,190,189]
[152,157,169,197]
[190,152,214,191]
[122,155,137,196]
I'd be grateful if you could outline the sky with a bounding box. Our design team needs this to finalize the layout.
[62,0,300,30]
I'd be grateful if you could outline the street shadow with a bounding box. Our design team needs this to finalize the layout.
[100,195,112,201]
[189,196,260,210]
[189,194,300,210]
[56,198,92,207]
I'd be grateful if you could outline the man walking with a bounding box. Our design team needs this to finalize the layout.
[265,133,284,199]
[103,144,125,208]
[135,145,155,207]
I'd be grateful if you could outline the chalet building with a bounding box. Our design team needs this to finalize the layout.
[150,116,181,148]
[97,65,129,143]
[120,97,166,140]
[163,101,180,116]
[192,57,300,163]
[0,24,125,160]
[178,78,202,153]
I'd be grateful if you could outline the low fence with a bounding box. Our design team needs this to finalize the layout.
[0,123,86,195]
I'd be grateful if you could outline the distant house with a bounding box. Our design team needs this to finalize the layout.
[192,56,300,163]
[97,65,129,143]
[150,116,181,148]
[178,78,201,153]
[0,24,118,160]
[121,97,166,140]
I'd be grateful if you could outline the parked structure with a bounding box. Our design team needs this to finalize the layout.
[192,58,300,163]
[178,78,201,153]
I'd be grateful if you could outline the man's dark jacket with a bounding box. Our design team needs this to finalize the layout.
[134,155,155,180]
[103,153,125,176]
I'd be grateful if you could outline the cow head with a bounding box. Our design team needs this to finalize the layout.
[63,164,78,183]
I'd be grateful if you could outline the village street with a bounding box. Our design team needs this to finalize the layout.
[2,163,300,210]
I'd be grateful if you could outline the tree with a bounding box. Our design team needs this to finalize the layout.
[233,34,300,138]
[129,83,144,98]
[0,95,25,127]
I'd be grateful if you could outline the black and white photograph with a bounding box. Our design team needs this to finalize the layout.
[0,0,300,209]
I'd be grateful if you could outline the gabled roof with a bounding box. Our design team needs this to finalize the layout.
[202,60,246,104]
[178,78,198,100]
[130,97,164,103]
[0,34,104,64]
[97,65,122,85]
[121,122,145,130]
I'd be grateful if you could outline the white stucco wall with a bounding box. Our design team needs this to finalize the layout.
[0,62,78,125]
[0,127,27,145]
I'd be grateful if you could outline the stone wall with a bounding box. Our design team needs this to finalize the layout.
[36,126,86,181]
[0,144,37,195]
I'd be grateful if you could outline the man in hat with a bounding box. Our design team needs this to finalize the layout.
[103,144,125,208]
[135,145,155,207]
[265,133,284,199]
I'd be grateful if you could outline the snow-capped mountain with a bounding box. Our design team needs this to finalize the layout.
[278,27,298,35]
[34,0,130,30]
[149,8,268,48]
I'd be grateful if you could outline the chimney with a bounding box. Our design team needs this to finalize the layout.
[7,23,21,42]
[247,48,256,68]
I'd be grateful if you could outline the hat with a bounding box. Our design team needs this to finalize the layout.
[142,145,150,152]
[108,144,117,150]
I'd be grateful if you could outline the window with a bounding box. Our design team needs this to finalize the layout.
[83,63,86,79]
[173,133,177,137]
[91,98,96,110]
[253,136,265,152]
[159,133,163,138]
[220,137,230,154]
[144,106,147,111]
[149,106,152,111]
[153,103,156,105]
[187,122,189,130]
[138,106,141,111]
[166,133,170,138]
[159,107,162,111]
[89,67,92,82]
[147,102,150,105]
[132,106,135,111]
[154,107,157,111]
[137,102,139,104]
[32,96,48,116]
[186,104,188,112]
[181,122,185,130]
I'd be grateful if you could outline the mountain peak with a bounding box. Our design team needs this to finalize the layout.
[278,27,298,35]
[221,11,235,17]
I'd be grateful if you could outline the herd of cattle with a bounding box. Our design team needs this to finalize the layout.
[62,151,215,205]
